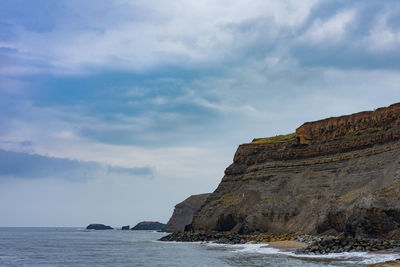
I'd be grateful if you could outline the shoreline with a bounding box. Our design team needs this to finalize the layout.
[263,240,308,252]
[366,259,400,266]
[160,232,400,254]
[160,232,400,265]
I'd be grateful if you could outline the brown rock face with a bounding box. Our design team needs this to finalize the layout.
[163,193,210,232]
[192,103,400,238]
[296,103,400,145]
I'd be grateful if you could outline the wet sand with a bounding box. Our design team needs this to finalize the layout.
[366,258,400,266]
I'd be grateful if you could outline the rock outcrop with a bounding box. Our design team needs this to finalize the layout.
[121,225,130,230]
[191,103,400,238]
[163,193,210,232]
[86,224,113,230]
[131,221,165,230]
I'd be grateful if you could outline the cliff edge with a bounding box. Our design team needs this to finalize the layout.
[163,193,210,232]
[192,103,400,238]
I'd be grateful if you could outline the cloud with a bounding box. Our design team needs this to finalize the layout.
[2,0,399,77]
[0,149,153,181]
[300,9,357,44]
[1,0,400,227]
[0,0,319,74]
[364,8,400,52]
[107,165,153,176]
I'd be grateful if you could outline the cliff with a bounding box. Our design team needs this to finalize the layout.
[192,103,400,238]
[131,221,165,230]
[163,193,210,232]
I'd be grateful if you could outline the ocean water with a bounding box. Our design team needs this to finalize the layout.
[0,228,399,267]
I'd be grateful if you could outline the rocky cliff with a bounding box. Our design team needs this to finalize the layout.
[192,103,400,238]
[163,193,210,232]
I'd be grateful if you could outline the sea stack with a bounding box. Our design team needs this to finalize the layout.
[86,224,113,230]
[191,103,400,238]
[131,221,165,230]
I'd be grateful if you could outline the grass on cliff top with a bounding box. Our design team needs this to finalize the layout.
[251,133,296,144]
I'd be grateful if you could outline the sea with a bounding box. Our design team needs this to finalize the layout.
[0,228,399,267]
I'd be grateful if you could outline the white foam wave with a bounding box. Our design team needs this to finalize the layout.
[291,251,400,264]
[204,242,400,265]
[204,242,281,254]
[153,240,204,244]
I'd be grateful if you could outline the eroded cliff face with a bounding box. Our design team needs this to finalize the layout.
[163,193,210,232]
[192,103,400,238]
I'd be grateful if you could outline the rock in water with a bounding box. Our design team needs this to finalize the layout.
[131,221,165,230]
[121,225,130,230]
[191,103,400,238]
[163,193,210,232]
[86,224,113,230]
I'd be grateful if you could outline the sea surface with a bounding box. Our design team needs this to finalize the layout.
[0,227,399,266]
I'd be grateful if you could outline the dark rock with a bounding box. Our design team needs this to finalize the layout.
[184,223,194,232]
[131,221,165,230]
[121,225,130,230]
[163,193,210,232]
[158,231,294,244]
[191,103,400,237]
[295,236,400,255]
[86,224,113,230]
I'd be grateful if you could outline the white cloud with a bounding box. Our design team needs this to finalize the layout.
[364,9,400,52]
[2,0,400,227]
[2,0,319,74]
[299,9,357,44]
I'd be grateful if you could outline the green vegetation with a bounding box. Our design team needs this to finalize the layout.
[209,193,238,206]
[251,133,297,144]
[258,198,276,204]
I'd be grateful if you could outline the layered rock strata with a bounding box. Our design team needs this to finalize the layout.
[191,103,400,238]
[163,193,210,232]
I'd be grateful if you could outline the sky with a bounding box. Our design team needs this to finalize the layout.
[0,0,400,227]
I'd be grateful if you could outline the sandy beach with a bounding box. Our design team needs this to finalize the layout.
[366,259,400,266]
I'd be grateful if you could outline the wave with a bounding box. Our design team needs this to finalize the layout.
[204,242,400,265]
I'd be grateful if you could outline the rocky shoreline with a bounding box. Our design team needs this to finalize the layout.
[190,103,400,238]
[159,232,400,255]
[159,231,294,244]
[295,235,400,254]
